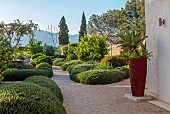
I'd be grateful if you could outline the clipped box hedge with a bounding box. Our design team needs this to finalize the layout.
[69,64,96,82]
[61,60,84,71]
[1,68,53,81]
[36,62,52,69]
[53,58,66,66]
[0,83,66,114]
[24,76,63,103]
[95,64,113,69]
[57,61,66,66]
[114,66,129,79]
[77,69,124,85]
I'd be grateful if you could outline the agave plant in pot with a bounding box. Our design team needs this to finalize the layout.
[118,30,152,97]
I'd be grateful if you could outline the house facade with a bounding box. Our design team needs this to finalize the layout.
[107,35,121,56]
[146,0,170,105]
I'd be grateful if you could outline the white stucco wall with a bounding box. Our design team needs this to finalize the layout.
[146,0,170,104]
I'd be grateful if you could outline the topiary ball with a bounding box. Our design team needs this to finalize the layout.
[0,83,66,114]
[36,62,52,69]
[77,69,124,85]
[24,76,63,103]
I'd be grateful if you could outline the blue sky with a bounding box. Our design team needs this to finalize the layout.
[0,0,128,34]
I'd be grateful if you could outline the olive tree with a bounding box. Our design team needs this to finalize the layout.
[0,19,38,53]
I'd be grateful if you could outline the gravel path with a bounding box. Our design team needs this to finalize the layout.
[52,66,169,114]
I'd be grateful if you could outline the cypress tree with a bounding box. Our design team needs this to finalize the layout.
[79,11,87,41]
[58,16,69,45]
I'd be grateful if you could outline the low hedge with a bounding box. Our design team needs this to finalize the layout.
[57,61,66,66]
[1,68,53,81]
[76,69,124,85]
[24,76,63,103]
[69,64,95,82]
[114,66,129,79]
[38,67,53,77]
[0,83,66,114]
[53,58,66,66]
[100,56,127,68]
[36,62,52,69]
[95,64,113,69]
[61,60,83,71]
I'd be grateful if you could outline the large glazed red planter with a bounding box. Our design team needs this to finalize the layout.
[129,58,147,97]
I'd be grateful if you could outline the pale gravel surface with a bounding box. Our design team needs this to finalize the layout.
[52,66,170,114]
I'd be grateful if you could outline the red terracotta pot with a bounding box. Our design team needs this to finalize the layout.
[129,58,147,97]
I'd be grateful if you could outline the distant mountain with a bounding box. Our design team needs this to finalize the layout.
[20,30,79,46]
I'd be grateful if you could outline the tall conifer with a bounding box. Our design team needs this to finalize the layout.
[79,11,87,41]
[58,16,69,45]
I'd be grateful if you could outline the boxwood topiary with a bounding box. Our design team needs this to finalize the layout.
[69,64,96,82]
[61,60,83,71]
[77,69,124,85]
[100,56,127,68]
[36,62,52,69]
[57,61,66,66]
[114,66,129,79]
[38,67,53,77]
[53,58,66,66]
[0,83,66,114]
[24,76,63,103]
[1,68,53,81]
[95,64,113,69]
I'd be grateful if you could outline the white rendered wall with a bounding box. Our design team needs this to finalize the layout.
[146,0,170,104]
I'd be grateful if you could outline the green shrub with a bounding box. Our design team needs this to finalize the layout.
[76,34,109,61]
[19,64,34,69]
[1,68,17,74]
[53,58,66,66]
[114,66,129,79]
[61,60,83,71]
[77,69,124,85]
[17,55,25,60]
[36,62,52,69]
[100,56,127,68]
[66,42,78,61]
[62,46,68,56]
[58,46,68,56]
[32,55,53,66]
[95,64,113,69]
[43,44,55,56]
[0,83,66,114]
[69,64,95,82]
[36,67,54,78]
[24,76,63,103]
[1,68,53,81]
[31,53,44,60]
[85,61,100,65]
[57,61,66,66]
